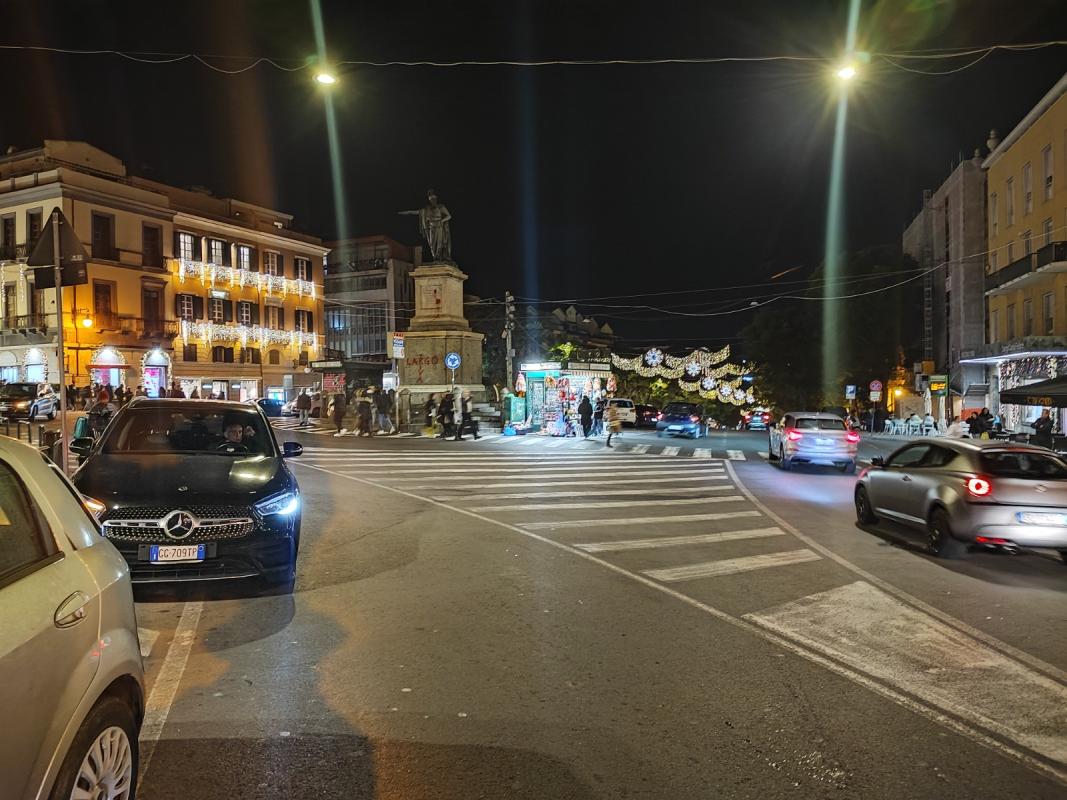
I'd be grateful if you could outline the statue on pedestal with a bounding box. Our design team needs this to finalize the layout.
[399,188,452,262]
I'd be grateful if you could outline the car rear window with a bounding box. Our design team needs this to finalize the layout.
[979,451,1067,479]
[611,400,634,408]
[664,403,699,415]
[794,417,846,430]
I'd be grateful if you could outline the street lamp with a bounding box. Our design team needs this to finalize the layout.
[80,315,94,328]
[314,71,337,85]
[835,63,858,82]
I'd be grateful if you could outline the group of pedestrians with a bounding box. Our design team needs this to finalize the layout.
[423,389,480,441]
[325,386,398,437]
[576,396,621,446]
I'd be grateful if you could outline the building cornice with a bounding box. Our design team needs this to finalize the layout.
[984,71,1067,169]
[172,212,328,256]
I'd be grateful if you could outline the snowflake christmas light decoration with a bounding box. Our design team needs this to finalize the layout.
[645,348,665,367]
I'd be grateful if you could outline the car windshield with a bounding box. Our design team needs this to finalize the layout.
[979,451,1067,479]
[100,407,275,456]
[795,417,846,430]
[0,383,37,397]
[611,400,633,408]
[665,403,699,415]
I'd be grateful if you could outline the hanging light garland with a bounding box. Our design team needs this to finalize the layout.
[611,345,756,406]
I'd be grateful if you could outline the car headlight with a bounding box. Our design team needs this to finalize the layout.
[255,491,300,517]
[82,495,107,519]
[14,401,29,409]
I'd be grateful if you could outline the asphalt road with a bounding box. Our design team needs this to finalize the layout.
[129,424,1067,799]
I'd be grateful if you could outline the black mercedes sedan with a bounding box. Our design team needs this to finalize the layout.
[72,398,303,590]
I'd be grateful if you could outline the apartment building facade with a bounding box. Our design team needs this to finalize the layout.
[324,234,419,387]
[0,140,326,400]
[965,73,1067,429]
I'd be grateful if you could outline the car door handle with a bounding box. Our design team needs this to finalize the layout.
[901,474,913,482]
[54,591,91,629]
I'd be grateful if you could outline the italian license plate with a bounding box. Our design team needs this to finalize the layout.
[668,425,682,431]
[1017,512,1067,526]
[816,438,833,446]
[150,544,205,563]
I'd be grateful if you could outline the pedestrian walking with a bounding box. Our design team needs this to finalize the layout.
[593,397,605,436]
[605,402,622,448]
[578,396,593,438]
[296,388,312,427]
[1031,408,1054,448]
[438,392,455,439]
[375,387,395,434]
[329,391,348,436]
[455,390,480,440]
[356,391,374,436]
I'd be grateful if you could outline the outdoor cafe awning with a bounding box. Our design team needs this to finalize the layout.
[998,377,1067,406]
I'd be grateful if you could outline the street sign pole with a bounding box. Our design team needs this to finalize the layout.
[51,209,68,474]
[450,367,456,389]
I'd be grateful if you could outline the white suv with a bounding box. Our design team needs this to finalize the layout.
[608,398,637,426]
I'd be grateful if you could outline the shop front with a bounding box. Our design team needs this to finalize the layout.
[517,360,613,434]
[960,350,1067,432]
[87,346,130,391]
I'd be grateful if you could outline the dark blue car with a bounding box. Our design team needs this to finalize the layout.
[656,402,706,438]
[72,399,303,591]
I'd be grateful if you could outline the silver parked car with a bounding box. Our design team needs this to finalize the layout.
[768,411,860,473]
[855,438,1067,561]
[0,437,144,799]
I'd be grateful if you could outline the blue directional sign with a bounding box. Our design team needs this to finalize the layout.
[444,352,461,370]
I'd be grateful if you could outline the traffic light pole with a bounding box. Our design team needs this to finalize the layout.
[51,209,69,474]
[504,291,515,393]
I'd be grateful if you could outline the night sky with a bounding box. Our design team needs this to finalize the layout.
[3,0,1066,351]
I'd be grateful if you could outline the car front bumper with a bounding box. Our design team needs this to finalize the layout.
[657,421,701,436]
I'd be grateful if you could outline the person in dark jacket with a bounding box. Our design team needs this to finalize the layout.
[438,393,455,439]
[329,391,347,436]
[1031,408,1055,448]
[578,396,594,438]
[356,391,374,436]
[593,397,605,436]
[454,390,480,441]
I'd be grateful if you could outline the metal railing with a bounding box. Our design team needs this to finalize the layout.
[1034,241,1067,269]
[985,253,1035,292]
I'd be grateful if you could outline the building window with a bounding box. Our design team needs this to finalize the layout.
[178,232,196,261]
[1043,292,1054,335]
[263,252,279,276]
[325,302,387,357]
[177,294,194,320]
[237,301,252,326]
[1023,298,1033,336]
[990,251,998,271]
[1006,178,1015,226]
[242,347,261,364]
[26,210,43,249]
[91,212,116,260]
[1043,218,1054,246]
[266,305,281,330]
[211,346,234,363]
[183,343,198,361]
[1007,304,1016,339]
[1007,242,1014,263]
[295,309,313,332]
[990,192,998,238]
[298,350,309,366]
[268,350,281,365]
[209,239,225,265]
[1043,145,1054,200]
[209,297,224,323]
[237,245,252,271]
[1023,230,1033,256]
[1023,162,1033,215]
[295,257,310,281]
[142,225,162,268]
[990,309,999,344]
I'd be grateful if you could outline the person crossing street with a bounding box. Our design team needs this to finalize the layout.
[296,389,312,427]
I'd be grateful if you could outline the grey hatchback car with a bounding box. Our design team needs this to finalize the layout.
[855,438,1067,561]
[0,437,144,799]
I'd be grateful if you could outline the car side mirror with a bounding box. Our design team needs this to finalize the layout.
[69,437,94,457]
[282,441,303,458]
[870,456,885,468]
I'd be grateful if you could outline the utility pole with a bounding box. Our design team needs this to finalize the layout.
[51,209,69,474]
[504,290,515,391]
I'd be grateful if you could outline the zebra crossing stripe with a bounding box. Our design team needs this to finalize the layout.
[695,449,715,459]
[468,495,745,512]
[432,485,735,502]
[727,450,746,461]
[661,446,680,457]
[576,527,785,553]
[644,549,821,582]
[628,444,649,454]
[520,510,761,530]
[406,474,728,490]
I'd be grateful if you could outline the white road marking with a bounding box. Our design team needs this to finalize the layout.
[299,454,671,465]
[347,462,727,476]
[746,581,1067,767]
[757,451,769,459]
[695,449,715,459]
[377,469,727,484]
[521,510,762,530]
[577,527,786,553]
[644,549,821,582]
[661,446,680,457]
[407,473,728,490]
[469,495,745,512]
[297,461,1067,786]
[433,485,735,502]
[139,601,203,775]
[727,449,746,461]
[137,627,160,659]
[629,444,649,454]
[521,436,541,445]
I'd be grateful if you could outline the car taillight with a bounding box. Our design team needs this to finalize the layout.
[845,431,860,443]
[785,429,803,441]
[690,415,701,423]
[657,413,663,420]
[966,477,992,498]
[762,413,770,420]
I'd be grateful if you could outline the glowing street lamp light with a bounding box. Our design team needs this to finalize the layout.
[835,64,857,82]
[314,71,337,85]
[80,316,94,328]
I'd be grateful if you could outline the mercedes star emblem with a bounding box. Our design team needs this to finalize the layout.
[163,510,196,540]
[178,485,189,492]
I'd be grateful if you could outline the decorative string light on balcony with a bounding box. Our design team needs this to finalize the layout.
[180,319,316,350]
[173,259,315,299]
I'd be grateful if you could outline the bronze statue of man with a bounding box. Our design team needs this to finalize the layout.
[399,189,452,262]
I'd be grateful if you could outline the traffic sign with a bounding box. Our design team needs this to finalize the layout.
[870,390,882,402]
[869,380,882,392]
[444,352,461,370]
[929,375,948,396]
[844,384,856,400]
[27,208,89,288]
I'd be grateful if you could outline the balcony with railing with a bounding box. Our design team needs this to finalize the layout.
[171,258,316,298]
[0,313,55,346]
[986,242,1067,295]
[71,314,179,339]
[0,243,28,263]
[179,319,318,351]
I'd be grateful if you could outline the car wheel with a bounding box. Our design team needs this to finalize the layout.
[1058,550,1067,566]
[838,460,856,475]
[49,693,139,800]
[767,438,778,462]
[854,485,877,524]
[48,407,56,420]
[779,446,790,471]
[927,508,967,559]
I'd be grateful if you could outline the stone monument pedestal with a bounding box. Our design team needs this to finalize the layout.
[398,263,484,424]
